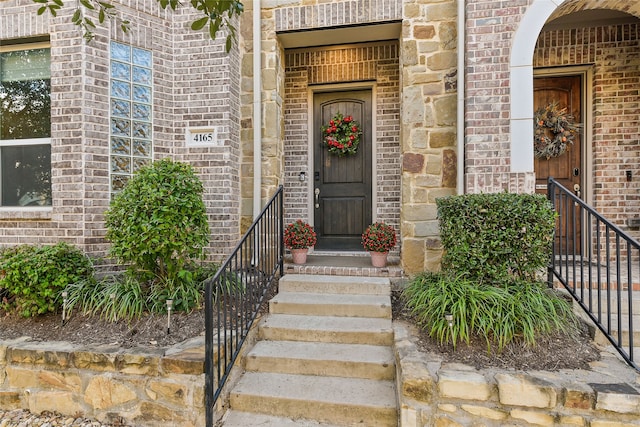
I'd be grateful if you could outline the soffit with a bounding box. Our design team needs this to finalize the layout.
[278,22,401,49]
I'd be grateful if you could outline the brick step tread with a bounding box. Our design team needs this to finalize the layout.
[259,314,393,345]
[269,292,391,318]
[230,372,397,426]
[279,274,390,296]
[246,340,395,380]
[219,411,344,427]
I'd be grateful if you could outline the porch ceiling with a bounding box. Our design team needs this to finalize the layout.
[278,22,401,49]
[546,1,640,30]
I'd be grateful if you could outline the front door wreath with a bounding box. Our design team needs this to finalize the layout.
[321,112,362,157]
[534,102,581,159]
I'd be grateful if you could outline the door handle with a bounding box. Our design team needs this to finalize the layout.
[573,183,581,198]
[314,188,320,209]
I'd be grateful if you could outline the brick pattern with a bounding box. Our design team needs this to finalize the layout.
[171,8,242,259]
[0,1,241,261]
[274,0,403,32]
[534,23,640,240]
[464,0,529,182]
[283,42,401,243]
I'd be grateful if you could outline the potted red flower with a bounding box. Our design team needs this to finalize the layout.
[361,222,397,267]
[284,220,317,264]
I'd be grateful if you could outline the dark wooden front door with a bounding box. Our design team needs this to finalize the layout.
[534,74,583,253]
[313,90,372,250]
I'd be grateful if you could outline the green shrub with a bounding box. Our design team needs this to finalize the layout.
[403,272,576,350]
[437,192,556,284]
[403,192,576,351]
[0,242,94,317]
[105,159,210,284]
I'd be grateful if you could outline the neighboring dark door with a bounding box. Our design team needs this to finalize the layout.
[313,90,372,250]
[534,75,583,253]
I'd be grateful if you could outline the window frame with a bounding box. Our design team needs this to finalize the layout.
[0,41,52,213]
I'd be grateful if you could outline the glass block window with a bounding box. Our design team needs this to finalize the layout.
[0,44,52,207]
[109,41,152,194]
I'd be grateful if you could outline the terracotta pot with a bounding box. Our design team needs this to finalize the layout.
[369,251,388,267]
[291,248,309,264]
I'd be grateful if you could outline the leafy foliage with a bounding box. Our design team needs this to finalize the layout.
[321,112,362,157]
[403,192,576,350]
[0,243,94,317]
[403,272,576,351]
[437,192,556,284]
[32,0,243,48]
[105,159,210,286]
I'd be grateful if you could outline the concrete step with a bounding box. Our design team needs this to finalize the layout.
[259,314,394,346]
[594,327,640,348]
[219,411,344,426]
[269,292,391,318]
[279,274,391,296]
[245,340,395,380]
[230,372,397,427]
[584,292,640,315]
[581,311,640,347]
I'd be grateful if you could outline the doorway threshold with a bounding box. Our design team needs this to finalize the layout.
[284,251,403,281]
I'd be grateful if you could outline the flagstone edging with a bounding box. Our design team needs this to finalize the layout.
[393,322,640,427]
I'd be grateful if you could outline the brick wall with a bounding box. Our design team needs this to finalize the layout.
[534,23,640,239]
[463,0,531,194]
[0,1,241,262]
[283,42,401,241]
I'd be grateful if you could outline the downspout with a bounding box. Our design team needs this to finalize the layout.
[253,0,262,218]
[456,0,465,195]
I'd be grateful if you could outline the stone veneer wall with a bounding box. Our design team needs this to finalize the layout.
[241,0,457,274]
[0,337,207,427]
[534,22,640,242]
[400,0,458,273]
[394,323,640,427]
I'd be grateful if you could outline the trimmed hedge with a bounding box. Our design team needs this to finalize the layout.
[437,192,556,285]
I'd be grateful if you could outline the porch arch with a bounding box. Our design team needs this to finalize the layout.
[509,0,640,173]
[509,0,564,173]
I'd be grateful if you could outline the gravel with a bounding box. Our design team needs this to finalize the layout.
[0,410,129,426]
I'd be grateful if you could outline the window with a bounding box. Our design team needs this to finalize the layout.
[0,44,51,207]
[109,42,153,194]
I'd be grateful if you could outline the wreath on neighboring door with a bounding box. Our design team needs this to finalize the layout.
[534,102,581,159]
[321,112,362,157]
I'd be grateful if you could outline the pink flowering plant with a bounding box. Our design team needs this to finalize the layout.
[361,222,397,253]
[321,112,362,157]
[284,220,317,249]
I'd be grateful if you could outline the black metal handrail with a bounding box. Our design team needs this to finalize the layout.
[204,186,284,425]
[547,178,639,370]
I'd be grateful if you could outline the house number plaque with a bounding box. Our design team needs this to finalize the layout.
[186,127,220,147]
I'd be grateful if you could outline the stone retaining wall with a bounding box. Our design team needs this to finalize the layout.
[0,336,207,427]
[394,323,640,427]
[4,323,640,426]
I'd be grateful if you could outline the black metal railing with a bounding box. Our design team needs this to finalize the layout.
[204,186,284,425]
[547,178,639,370]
